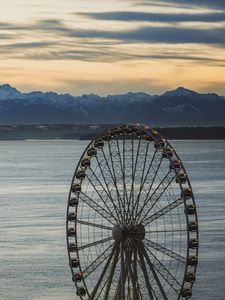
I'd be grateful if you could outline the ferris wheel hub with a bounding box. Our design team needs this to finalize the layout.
[112,223,145,242]
[112,224,123,242]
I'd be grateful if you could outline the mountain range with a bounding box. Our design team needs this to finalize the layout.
[0,84,225,126]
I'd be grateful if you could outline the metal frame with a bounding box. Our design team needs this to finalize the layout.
[66,123,199,299]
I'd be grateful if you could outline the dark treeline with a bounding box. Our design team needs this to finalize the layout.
[155,127,225,140]
[0,124,225,140]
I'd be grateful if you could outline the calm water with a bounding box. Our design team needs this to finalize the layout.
[0,140,225,300]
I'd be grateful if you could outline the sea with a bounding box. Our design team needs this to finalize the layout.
[0,140,225,300]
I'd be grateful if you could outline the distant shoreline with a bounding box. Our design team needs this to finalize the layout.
[0,124,225,140]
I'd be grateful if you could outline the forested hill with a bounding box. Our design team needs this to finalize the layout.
[0,124,224,140]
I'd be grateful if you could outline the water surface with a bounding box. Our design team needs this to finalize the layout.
[0,140,225,299]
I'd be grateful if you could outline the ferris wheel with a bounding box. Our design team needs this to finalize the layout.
[66,124,198,300]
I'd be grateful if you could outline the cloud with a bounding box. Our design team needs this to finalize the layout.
[1,17,225,64]
[49,25,225,45]
[37,19,64,30]
[78,11,225,23]
[3,42,56,49]
[132,0,225,9]
[0,21,29,31]
[27,19,225,46]
[1,17,225,46]
[0,34,14,40]
[0,22,13,29]
[14,18,221,47]
[10,49,225,66]
[115,26,225,45]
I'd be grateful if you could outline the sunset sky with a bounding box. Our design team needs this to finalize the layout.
[0,0,225,95]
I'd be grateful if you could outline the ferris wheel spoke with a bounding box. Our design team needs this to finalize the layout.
[145,229,186,234]
[77,219,113,231]
[144,197,184,226]
[137,246,154,300]
[79,192,116,225]
[95,267,114,300]
[132,147,157,213]
[94,158,124,224]
[88,166,113,201]
[128,138,141,219]
[78,236,113,251]
[114,245,131,300]
[89,244,117,300]
[113,280,120,299]
[133,139,141,183]
[120,239,126,300]
[127,139,150,225]
[83,242,115,278]
[84,173,120,223]
[144,245,181,294]
[88,166,123,223]
[96,259,121,300]
[131,154,164,225]
[140,141,150,185]
[128,136,135,216]
[129,140,156,221]
[122,133,134,225]
[144,238,186,264]
[104,244,120,299]
[132,247,143,300]
[103,144,127,221]
[96,279,109,299]
[139,151,163,200]
[113,264,127,299]
[96,263,118,300]
[115,137,130,223]
[123,243,140,299]
[95,152,124,208]
[138,170,176,225]
[139,242,169,300]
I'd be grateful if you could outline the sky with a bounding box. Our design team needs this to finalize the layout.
[0,0,225,96]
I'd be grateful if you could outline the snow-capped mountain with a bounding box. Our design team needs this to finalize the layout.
[0,84,23,100]
[162,87,198,98]
[0,84,224,126]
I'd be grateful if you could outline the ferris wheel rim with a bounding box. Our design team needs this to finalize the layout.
[66,123,199,299]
